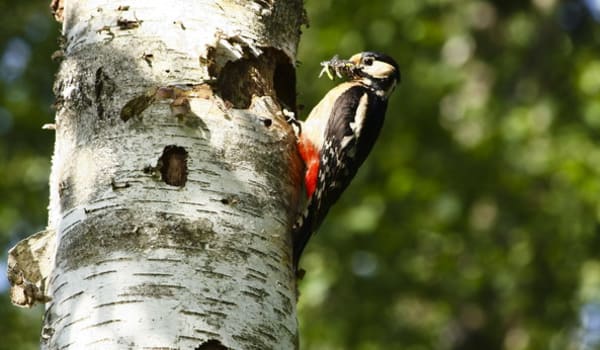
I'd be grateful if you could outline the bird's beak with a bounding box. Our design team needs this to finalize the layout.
[348,53,362,66]
[319,54,358,80]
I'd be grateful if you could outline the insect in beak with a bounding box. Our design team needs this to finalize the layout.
[318,55,356,80]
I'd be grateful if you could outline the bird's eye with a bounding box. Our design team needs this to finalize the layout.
[363,57,374,66]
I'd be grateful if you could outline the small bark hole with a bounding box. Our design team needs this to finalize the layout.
[157,145,188,187]
[195,339,228,350]
[142,165,154,174]
[219,195,238,206]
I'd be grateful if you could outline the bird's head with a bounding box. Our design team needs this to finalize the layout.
[348,51,400,97]
[319,52,400,98]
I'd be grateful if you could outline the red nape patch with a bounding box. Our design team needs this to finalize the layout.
[297,136,320,198]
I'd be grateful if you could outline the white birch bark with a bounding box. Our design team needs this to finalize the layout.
[8,0,306,349]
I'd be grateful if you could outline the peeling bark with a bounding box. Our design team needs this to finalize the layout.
[7,229,55,308]
[6,0,306,349]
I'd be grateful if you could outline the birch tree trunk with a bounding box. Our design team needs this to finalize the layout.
[9,0,306,349]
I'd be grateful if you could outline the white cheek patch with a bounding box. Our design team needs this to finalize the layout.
[365,61,396,79]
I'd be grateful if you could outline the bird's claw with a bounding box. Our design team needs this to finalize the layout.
[284,109,302,136]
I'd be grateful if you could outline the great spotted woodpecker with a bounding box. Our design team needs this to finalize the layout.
[292,51,400,268]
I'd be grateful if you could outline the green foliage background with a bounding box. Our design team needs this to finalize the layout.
[2,0,600,349]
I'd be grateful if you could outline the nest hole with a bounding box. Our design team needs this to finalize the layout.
[157,145,188,187]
